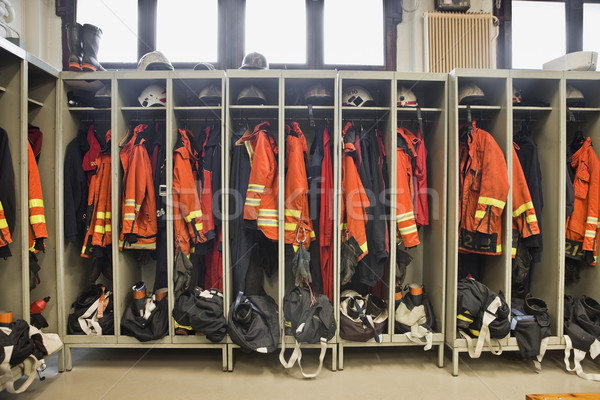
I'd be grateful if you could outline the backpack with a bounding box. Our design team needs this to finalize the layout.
[67,284,114,335]
[228,292,280,354]
[563,295,600,381]
[172,288,227,343]
[456,278,510,358]
[339,290,388,343]
[279,284,336,378]
[394,288,436,350]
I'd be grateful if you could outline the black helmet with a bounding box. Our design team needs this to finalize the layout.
[240,52,268,69]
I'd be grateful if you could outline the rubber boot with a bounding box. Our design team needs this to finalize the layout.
[81,24,105,71]
[66,23,83,71]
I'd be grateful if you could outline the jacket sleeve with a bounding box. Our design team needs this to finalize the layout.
[512,147,540,240]
[474,136,509,234]
[173,153,203,245]
[28,142,48,245]
[244,134,275,222]
[342,152,370,261]
[583,153,600,250]
[396,149,420,248]
[121,146,144,236]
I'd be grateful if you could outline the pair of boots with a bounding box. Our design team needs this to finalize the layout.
[66,23,105,71]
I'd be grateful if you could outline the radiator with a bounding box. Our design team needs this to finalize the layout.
[424,11,495,73]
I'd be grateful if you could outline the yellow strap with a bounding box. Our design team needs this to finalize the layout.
[457,314,473,323]
[30,215,46,225]
[512,201,534,218]
[478,196,506,209]
[474,210,486,219]
[340,223,347,231]
[29,199,44,208]
[360,241,368,253]
[245,141,254,166]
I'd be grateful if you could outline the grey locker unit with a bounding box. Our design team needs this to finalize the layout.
[58,71,227,371]
[224,68,282,371]
[447,69,512,376]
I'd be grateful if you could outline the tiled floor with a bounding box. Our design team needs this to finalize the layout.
[2,346,599,400]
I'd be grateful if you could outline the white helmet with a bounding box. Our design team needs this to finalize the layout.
[512,87,523,105]
[342,86,375,107]
[567,85,585,107]
[237,85,267,105]
[137,51,173,71]
[138,85,166,107]
[198,84,221,106]
[304,84,333,106]
[458,82,485,105]
[397,86,418,107]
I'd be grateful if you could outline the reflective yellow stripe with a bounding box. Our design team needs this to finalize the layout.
[124,213,136,221]
[478,196,506,209]
[247,184,265,193]
[184,210,202,222]
[29,199,44,208]
[526,214,537,223]
[359,241,368,253]
[397,211,415,222]
[174,321,193,331]
[257,219,278,227]
[399,225,417,235]
[475,210,486,219]
[105,224,111,232]
[285,209,301,218]
[97,212,105,220]
[125,199,135,207]
[587,216,598,225]
[0,219,7,229]
[469,329,480,337]
[30,215,45,224]
[94,225,105,234]
[310,230,315,238]
[258,209,277,217]
[513,201,534,217]
[293,244,299,252]
[585,230,596,238]
[512,247,517,256]
[341,223,347,231]
[245,198,261,205]
[195,223,203,231]
[245,141,254,166]
[105,212,111,219]
[496,245,502,253]
[0,201,3,211]
[457,314,473,323]
[284,222,297,231]
[135,204,141,212]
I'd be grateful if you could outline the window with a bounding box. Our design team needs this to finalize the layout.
[323,0,384,65]
[156,0,218,63]
[512,1,565,69]
[245,0,306,64]
[583,3,600,54]
[76,0,138,63]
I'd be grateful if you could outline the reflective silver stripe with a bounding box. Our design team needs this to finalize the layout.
[399,225,417,235]
[124,213,136,221]
[124,199,135,207]
[257,219,278,227]
[587,216,598,225]
[397,211,415,222]
[585,230,596,238]
[258,209,277,217]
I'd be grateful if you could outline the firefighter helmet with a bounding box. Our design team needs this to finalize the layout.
[240,52,269,69]
[342,86,375,107]
[512,87,523,105]
[193,62,215,70]
[198,84,221,106]
[137,51,174,71]
[138,85,167,107]
[397,86,418,107]
[304,84,333,106]
[458,82,485,105]
[237,85,267,105]
[567,85,585,107]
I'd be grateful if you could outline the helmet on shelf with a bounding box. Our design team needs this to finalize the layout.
[240,52,269,70]
[397,86,418,107]
[198,84,222,106]
[342,86,375,107]
[137,51,174,71]
[193,62,215,71]
[237,85,267,105]
[304,84,333,106]
[458,82,485,105]
[512,87,523,105]
[566,85,585,107]
[138,85,167,107]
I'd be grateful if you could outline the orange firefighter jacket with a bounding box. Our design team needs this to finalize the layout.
[458,121,509,256]
[173,128,204,255]
[82,130,112,257]
[284,122,315,249]
[511,145,540,257]
[566,137,600,252]
[396,128,420,248]
[119,124,158,251]
[341,122,369,261]
[242,121,279,241]
[28,141,48,252]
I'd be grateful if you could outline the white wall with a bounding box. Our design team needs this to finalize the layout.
[397,0,494,72]
[0,0,62,69]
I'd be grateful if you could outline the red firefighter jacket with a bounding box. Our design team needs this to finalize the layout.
[173,128,204,255]
[241,121,279,241]
[27,129,48,253]
[284,122,315,249]
[119,124,158,250]
[566,137,600,254]
[413,128,429,226]
[511,145,540,257]
[458,121,509,256]
[82,130,112,257]
[341,122,369,261]
[396,128,421,248]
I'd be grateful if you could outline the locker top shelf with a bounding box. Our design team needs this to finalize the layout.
[513,106,553,112]
[397,107,443,113]
[458,105,502,110]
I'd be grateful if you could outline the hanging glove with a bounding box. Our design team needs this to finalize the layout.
[292,245,311,286]
[340,241,358,286]
[173,246,193,299]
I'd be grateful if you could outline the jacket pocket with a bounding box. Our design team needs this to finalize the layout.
[574,168,590,199]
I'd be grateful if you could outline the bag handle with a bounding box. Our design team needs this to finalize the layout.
[563,335,600,381]
[459,296,503,358]
[279,325,328,379]
[0,347,41,394]
[354,300,382,343]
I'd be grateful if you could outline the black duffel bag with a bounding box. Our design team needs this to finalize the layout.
[121,289,169,342]
[228,292,279,354]
[172,288,227,343]
[67,284,114,336]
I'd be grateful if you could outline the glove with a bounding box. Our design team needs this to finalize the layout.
[173,247,193,299]
[341,241,358,286]
[396,246,413,287]
[292,245,311,286]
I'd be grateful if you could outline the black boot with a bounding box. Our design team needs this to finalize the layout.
[66,23,83,71]
[82,24,105,71]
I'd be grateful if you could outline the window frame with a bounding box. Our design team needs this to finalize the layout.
[59,0,401,71]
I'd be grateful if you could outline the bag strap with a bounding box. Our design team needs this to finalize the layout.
[279,331,328,378]
[563,335,600,381]
[460,296,503,358]
[0,345,41,394]
[355,301,382,343]
[403,324,433,350]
